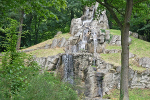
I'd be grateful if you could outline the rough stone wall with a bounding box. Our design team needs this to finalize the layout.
[34,53,150,98]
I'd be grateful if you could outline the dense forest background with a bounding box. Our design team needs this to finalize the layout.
[0,0,150,52]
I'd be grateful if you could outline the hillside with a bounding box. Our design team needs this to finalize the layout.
[22,29,150,72]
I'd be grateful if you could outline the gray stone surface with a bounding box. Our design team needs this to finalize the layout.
[51,39,58,48]
[57,37,66,47]
[132,32,138,38]
[104,49,122,54]
[34,53,150,99]
[139,57,150,68]
[44,44,50,49]
[109,35,132,46]
[129,52,135,58]
[57,31,62,35]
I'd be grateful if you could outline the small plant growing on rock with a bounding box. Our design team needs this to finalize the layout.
[100,29,106,33]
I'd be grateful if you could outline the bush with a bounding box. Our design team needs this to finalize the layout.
[14,72,78,100]
[0,51,39,99]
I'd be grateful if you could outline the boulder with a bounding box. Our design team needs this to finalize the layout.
[44,44,50,49]
[109,35,118,45]
[51,39,58,48]
[57,37,66,47]
[128,37,132,44]
[129,52,135,58]
[139,57,150,68]
[132,32,138,38]
[57,31,62,35]
[45,55,59,70]
[96,44,105,53]
[70,18,82,35]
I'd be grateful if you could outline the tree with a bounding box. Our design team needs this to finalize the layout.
[96,1,133,100]
[82,0,150,99]
[0,0,67,50]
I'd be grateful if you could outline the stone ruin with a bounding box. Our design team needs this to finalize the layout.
[33,2,150,100]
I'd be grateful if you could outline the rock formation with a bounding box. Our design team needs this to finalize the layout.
[33,2,150,100]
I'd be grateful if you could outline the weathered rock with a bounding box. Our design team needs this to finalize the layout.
[70,18,82,35]
[109,35,118,45]
[45,55,59,70]
[96,44,105,53]
[129,52,135,58]
[128,37,132,44]
[109,35,132,45]
[44,44,50,49]
[22,49,36,52]
[57,31,62,35]
[57,37,66,47]
[104,49,122,54]
[105,30,110,41]
[51,39,58,48]
[139,57,150,68]
[115,40,121,46]
[36,57,47,68]
[132,32,138,38]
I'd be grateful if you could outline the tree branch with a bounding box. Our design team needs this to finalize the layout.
[108,4,125,16]
[96,0,123,28]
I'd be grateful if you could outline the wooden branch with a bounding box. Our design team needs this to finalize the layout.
[108,4,125,16]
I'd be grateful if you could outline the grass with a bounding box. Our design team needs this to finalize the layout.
[27,48,64,57]
[100,53,121,66]
[107,29,150,57]
[108,29,121,36]
[130,37,150,57]
[103,88,150,100]
[22,33,71,51]
[100,53,146,72]
[105,44,122,50]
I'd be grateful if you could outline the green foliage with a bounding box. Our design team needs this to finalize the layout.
[0,17,77,99]
[0,52,39,98]
[108,34,113,43]
[0,18,40,98]
[14,72,78,100]
[100,29,106,33]
[92,65,96,67]
[1,18,19,52]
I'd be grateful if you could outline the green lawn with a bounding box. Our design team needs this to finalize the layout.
[27,48,64,57]
[105,44,122,50]
[130,37,150,57]
[101,53,146,72]
[23,33,70,57]
[22,33,71,51]
[108,29,150,57]
[103,88,150,100]
[108,29,121,36]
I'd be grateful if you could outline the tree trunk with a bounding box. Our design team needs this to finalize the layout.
[120,0,133,100]
[16,9,24,50]
[71,10,74,20]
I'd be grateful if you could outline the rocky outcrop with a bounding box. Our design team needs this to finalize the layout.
[50,38,67,48]
[34,54,60,71]
[109,35,132,46]
[32,2,150,100]
[34,53,150,98]
[139,57,150,68]
[104,49,122,54]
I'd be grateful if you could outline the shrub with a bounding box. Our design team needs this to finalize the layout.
[0,52,39,99]
[14,72,78,100]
